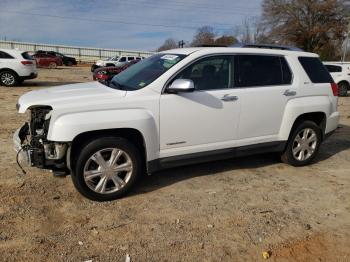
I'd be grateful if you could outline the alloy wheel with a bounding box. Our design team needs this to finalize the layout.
[1,73,15,86]
[292,128,318,161]
[83,148,133,194]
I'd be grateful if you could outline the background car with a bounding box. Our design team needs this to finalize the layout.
[32,53,63,68]
[324,62,350,96]
[91,55,143,72]
[93,59,140,81]
[35,50,77,66]
[0,48,37,87]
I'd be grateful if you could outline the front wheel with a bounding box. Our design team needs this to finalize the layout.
[71,137,142,201]
[281,121,322,166]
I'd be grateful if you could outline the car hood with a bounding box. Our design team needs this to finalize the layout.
[17,81,126,113]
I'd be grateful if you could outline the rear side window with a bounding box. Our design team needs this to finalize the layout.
[234,55,292,87]
[325,65,342,73]
[21,52,33,60]
[127,57,134,61]
[119,57,126,62]
[298,57,333,83]
[0,51,14,59]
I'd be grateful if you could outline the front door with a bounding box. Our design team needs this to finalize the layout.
[159,55,241,158]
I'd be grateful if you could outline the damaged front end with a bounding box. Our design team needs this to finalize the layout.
[13,106,70,175]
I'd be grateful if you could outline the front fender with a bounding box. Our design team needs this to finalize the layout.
[47,109,159,161]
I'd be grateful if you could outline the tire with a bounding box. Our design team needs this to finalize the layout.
[0,70,19,87]
[338,82,349,97]
[91,65,98,72]
[71,137,142,201]
[281,121,322,166]
[48,62,57,69]
[66,61,73,66]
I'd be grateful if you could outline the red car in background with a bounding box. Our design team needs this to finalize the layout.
[93,60,140,81]
[32,53,63,68]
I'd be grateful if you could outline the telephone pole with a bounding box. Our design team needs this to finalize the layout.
[178,40,185,48]
[342,18,350,62]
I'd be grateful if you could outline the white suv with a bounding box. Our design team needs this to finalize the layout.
[323,62,350,96]
[0,48,38,87]
[14,45,339,201]
[92,55,143,71]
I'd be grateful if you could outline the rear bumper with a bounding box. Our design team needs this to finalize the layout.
[20,72,38,80]
[325,111,340,134]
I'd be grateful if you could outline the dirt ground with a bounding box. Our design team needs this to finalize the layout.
[0,66,350,262]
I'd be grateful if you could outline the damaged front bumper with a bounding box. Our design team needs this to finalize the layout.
[13,123,70,174]
[13,124,31,167]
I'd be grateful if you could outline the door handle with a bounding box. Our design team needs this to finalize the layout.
[283,89,296,96]
[221,94,238,102]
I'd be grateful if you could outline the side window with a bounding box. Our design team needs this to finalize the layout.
[0,51,14,59]
[119,57,126,62]
[127,57,134,61]
[174,56,232,90]
[325,65,342,73]
[298,57,333,83]
[234,55,291,87]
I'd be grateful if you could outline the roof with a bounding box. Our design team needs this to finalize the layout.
[163,47,317,57]
[0,48,24,56]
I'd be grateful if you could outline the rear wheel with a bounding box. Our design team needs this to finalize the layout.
[48,62,57,69]
[281,121,322,166]
[0,70,19,87]
[338,82,349,97]
[71,137,142,201]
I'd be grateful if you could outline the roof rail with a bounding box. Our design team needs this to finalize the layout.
[231,43,304,51]
[195,44,228,47]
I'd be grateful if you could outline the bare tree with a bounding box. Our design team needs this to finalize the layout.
[215,35,238,46]
[191,26,216,46]
[262,0,347,59]
[157,38,178,52]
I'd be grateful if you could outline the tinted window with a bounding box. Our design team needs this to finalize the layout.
[127,57,134,61]
[298,57,333,83]
[174,55,232,90]
[234,55,292,87]
[325,65,342,73]
[0,51,14,59]
[21,52,33,60]
[119,57,126,62]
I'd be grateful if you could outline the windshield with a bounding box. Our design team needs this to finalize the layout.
[110,53,186,91]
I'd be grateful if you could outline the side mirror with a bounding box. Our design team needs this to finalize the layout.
[167,79,195,93]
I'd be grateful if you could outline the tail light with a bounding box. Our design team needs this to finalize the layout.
[21,60,33,65]
[331,83,338,96]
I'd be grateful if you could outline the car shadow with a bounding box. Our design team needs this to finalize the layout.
[131,153,280,196]
[316,124,350,161]
[130,124,350,196]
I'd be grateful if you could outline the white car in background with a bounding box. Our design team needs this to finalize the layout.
[323,62,350,96]
[0,48,37,87]
[91,55,143,71]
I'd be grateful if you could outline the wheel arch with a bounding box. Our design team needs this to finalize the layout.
[70,128,147,172]
[0,67,20,77]
[337,80,350,89]
[288,112,327,142]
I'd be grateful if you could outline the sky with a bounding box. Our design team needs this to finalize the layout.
[0,0,263,52]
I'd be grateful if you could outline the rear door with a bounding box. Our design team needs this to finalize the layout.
[233,54,295,144]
